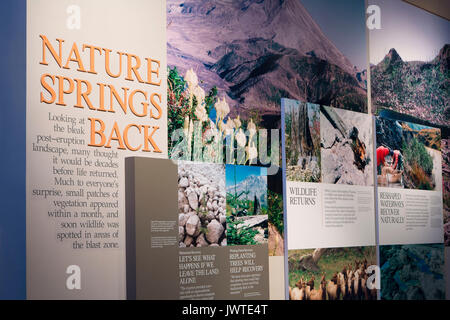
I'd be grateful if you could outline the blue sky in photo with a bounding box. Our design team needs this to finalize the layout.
[226,164,267,186]
[369,0,450,64]
[300,0,367,70]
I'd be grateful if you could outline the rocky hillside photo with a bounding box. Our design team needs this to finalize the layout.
[167,0,368,120]
[320,106,373,186]
[178,162,227,247]
[371,45,450,126]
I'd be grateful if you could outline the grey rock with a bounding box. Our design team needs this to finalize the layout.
[186,215,200,236]
[184,235,194,246]
[187,211,196,217]
[178,190,188,210]
[179,213,189,227]
[206,212,215,221]
[196,233,209,247]
[206,219,224,244]
[179,226,185,242]
[179,177,189,188]
[187,191,198,211]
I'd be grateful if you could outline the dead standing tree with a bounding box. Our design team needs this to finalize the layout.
[296,248,327,272]
[289,102,314,168]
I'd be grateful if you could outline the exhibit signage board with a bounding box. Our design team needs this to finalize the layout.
[375,116,443,245]
[282,99,378,300]
[369,0,448,300]
[126,158,271,299]
[26,0,167,299]
[283,99,376,250]
[375,115,446,300]
[13,0,447,301]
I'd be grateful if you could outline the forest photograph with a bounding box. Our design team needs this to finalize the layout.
[284,99,321,182]
[225,165,268,246]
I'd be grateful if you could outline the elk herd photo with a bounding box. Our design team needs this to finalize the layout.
[289,259,377,300]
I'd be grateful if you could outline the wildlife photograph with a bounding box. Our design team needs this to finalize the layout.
[178,161,227,247]
[283,98,321,182]
[375,117,441,191]
[369,0,450,126]
[288,246,377,300]
[320,106,373,186]
[225,165,268,246]
[167,0,369,161]
[380,244,445,300]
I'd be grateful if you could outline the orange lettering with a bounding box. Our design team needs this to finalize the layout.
[88,118,106,147]
[109,85,129,114]
[103,48,123,78]
[145,58,161,86]
[39,35,64,67]
[150,92,162,119]
[73,78,95,110]
[105,122,126,150]
[123,124,142,151]
[128,89,148,117]
[63,42,86,72]
[82,44,102,74]
[125,53,144,83]
[40,74,56,104]
[142,125,161,153]
[55,76,74,106]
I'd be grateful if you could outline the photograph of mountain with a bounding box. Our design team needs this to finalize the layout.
[371,46,449,125]
[167,0,369,160]
[320,106,373,186]
[288,247,377,300]
[369,0,450,126]
[380,244,445,300]
[284,99,321,182]
[178,161,227,247]
[376,117,441,191]
[225,165,268,245]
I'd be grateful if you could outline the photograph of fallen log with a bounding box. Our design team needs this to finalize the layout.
[320,106,374,186]
[288,247,377,300]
